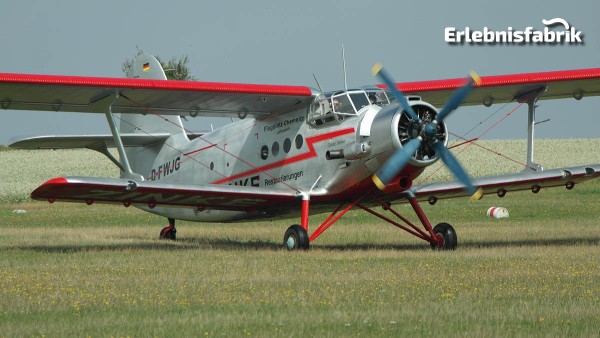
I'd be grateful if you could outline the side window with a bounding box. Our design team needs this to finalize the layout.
[332,94,354,115]
[260,145,269,160]
[308,95,336,126]
[295,134,304,149]
[283,138,292,153]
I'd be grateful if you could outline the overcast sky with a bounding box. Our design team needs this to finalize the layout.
[1,0,599,145]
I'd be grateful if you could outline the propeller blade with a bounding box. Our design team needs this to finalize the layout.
[433,141,483,201]
[435,71,481,123]
[373,137,422,190]
[372,64,420,122]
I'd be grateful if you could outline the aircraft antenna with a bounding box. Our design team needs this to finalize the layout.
[312,73,324,94]
[342,44,349,91]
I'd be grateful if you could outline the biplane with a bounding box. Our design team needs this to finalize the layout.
[2,53,599,250]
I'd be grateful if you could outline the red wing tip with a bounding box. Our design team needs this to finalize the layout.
[42,177,69,185]
[31,177,69,199]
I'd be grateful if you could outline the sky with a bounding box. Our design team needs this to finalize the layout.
[1,0,599,145]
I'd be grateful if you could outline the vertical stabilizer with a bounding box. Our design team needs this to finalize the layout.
[127,53,168,80]
[120,53,188,178]
[121,53,186,135]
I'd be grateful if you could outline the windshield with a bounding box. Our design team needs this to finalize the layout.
[330,90,374,115]
[308,89,393,126]
[365,89,393,105]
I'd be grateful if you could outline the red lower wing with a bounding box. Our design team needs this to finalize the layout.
[412,164,600,202]
[31,177,299,212]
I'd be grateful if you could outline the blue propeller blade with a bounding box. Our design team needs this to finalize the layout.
[372,64,420,123]
[433,142,483,201]
[436,71,481,123]
[373,137,422,190]
[369,65,483,200]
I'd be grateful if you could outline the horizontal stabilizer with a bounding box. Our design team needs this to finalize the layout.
[8,133,205,149]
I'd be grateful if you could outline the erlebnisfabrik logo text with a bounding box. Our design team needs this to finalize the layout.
[445,18,584,45]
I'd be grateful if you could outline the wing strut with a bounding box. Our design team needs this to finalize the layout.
[90,92,143,180]
[516,86,547,171]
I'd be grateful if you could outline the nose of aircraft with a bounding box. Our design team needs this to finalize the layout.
[371,64,483,201]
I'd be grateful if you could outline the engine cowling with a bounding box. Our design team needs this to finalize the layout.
[367,98,448,171]
[392,99,448,167]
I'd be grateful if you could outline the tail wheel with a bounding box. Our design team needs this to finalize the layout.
[160,227,176,240]
[284,224,309,250]
[430,222,457,250]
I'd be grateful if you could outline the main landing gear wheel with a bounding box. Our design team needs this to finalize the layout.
[160,218,177,240]
[430,222,457,250]
[284,224,309,250]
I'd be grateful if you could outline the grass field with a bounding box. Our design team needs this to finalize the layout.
[0,140,599,336]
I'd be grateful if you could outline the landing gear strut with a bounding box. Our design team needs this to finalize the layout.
[287,190,459,251]
[283,194,311,251]
[160,217,177,240]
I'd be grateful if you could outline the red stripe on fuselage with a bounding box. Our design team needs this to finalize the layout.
[211,128,355,185]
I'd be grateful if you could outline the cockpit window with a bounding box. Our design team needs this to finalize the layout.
[349,92,370,111]
[331,93,355,115]
[308,94,336,126]
[365,89,392,106]
[308,89,390,127]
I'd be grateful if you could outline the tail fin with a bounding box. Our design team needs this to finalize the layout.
[121,53,186,135]
[121,53,188,178]
[126,52,168,80]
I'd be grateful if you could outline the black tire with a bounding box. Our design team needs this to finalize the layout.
[283,224,309,250]
[430,222,457,250]
[160,227,177,240]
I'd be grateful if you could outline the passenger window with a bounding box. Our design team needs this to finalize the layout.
[260,145,269,160]
[283,138,292,153]
[295,134,304,149]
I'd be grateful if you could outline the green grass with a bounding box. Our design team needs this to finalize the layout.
[0,140,599,336]
[0,181,599,336]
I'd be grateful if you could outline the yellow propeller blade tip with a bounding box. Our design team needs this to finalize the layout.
[372,63,383,76]
[470,187,484,202]
[469,71,482,86]
[372,174,386,191]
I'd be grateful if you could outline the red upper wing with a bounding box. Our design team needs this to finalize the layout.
[388,68,600,106]
[0,73,314,117]
[2,68,600,118]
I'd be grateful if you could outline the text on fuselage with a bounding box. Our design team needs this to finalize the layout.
[150,157,181,181]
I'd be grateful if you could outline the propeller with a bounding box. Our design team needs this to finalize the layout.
[371,64,484,202]
[372,64,421,123]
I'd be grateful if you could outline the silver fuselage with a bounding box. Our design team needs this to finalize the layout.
[135,92,443,222]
